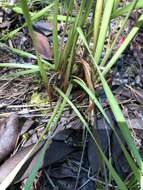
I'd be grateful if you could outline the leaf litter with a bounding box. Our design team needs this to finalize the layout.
[0,2,143,190]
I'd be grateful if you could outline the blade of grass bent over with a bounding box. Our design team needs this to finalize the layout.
[77,27,143,172]
[73,77,140,181]
[55,85,128,190]
[72,77,109,123]
[23,85,72,189]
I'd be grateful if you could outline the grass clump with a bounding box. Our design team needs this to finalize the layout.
[0,0,143,189]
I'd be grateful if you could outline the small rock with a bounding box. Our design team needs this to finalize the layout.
[122,79,128,84]
[135,75,141,85]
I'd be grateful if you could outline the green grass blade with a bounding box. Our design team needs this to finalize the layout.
[113,0,121,10]
[0,63,38,69]
[22,142,49,190]
[0,26,24,41]
[0,42,54,69]
[20,0,50,96]
[73,77,141,181]
[23,84,72,189]
[73,77,110,123]
[31,3,54,21]
[100,0,138,67]
[61,0,93,70]
[93,0,103,52]
[53,1,59,70]
[0,3,54,41]
[94,0,114,64]
[3,69,39,78]
[55,85,128,190]
[102,13,143,77]
[112,0,143,18]
[77,27,143,171]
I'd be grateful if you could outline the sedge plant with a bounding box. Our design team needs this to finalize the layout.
[0,0,143,189]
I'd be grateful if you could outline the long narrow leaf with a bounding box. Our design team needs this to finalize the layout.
[23,85,72,189]
[0,63,38,69]
[93,0,103,52]
[53,1,59,70]
[100,0,138,67]
[112,1,143,18]
[102,13,143,76]
[73,77,141,181]
[94,0,114,64]
[55,85,128,190]
[20,0,50,98]
[77,27,143,172]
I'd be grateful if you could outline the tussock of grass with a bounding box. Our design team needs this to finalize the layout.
[0,0,143,189]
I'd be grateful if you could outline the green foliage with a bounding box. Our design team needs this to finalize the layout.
[0,0,143,189]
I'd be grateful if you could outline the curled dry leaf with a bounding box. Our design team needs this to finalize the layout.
[0,113,20,162]
[34,31,52,60]
[80,59,95,111]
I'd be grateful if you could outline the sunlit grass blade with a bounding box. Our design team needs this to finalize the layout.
[53,0,59,70]
[94,0,114,64]
[113,0,121,10]
[73,77,141,181]
[93,0,103,53]
[77,27,143,171]
[0,63,38,69]
[55,85,128,190]
[112,0,143,18]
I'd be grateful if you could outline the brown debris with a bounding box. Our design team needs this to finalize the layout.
[0,113,20,162]
[34,31,52,60]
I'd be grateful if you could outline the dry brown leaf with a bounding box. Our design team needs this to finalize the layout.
[34,31,52,60]
[0,113,20,162]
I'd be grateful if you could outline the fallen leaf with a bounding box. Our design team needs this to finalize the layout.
[0,129,79,184]
[0,113,20,162]
[34,31,52,60]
